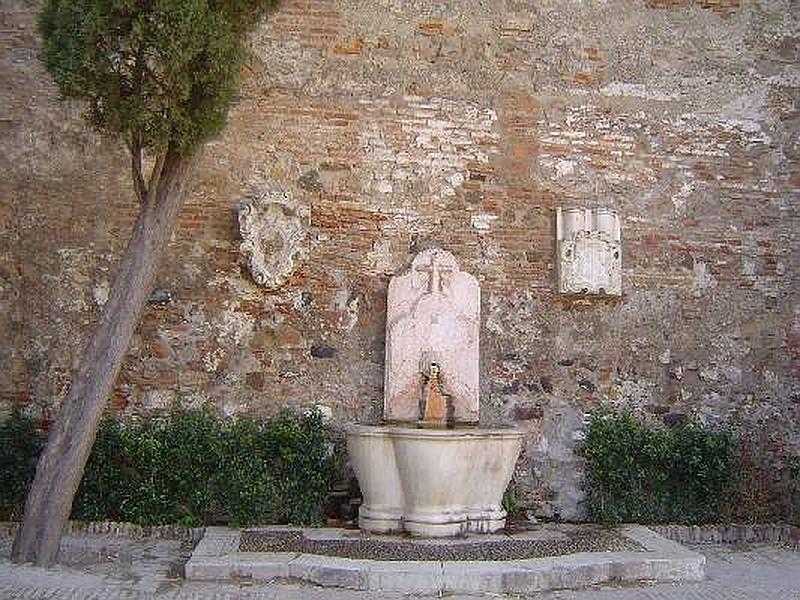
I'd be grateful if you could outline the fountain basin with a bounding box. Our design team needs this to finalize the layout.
[346,424,523,537]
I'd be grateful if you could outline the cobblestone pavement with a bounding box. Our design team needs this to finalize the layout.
[1,531,799,599]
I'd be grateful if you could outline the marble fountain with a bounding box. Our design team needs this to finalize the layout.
[186,242,705,594]
[346,248,523,537]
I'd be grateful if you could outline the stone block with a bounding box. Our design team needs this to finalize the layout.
[288,555,368,589]
[366,561,443,594]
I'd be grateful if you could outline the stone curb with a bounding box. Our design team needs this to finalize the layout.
[652,524,800,550]
[185,525,705,594]
[0,520,205,544]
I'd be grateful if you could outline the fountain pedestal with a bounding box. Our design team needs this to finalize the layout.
[346,249,523,537]
[347,424,522,536]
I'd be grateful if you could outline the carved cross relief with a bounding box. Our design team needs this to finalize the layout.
[414,253,454,293]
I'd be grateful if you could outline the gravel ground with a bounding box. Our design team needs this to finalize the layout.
[238,526,642,560]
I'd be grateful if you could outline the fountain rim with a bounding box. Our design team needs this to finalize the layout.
[345,422,524,439]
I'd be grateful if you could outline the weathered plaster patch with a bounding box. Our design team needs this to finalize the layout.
[53,248,93,314]
[140,389,175,411]
[92,279,109,306]
[692,260,717,294]
[366,238,397,274]
[216,307,256,346]
[618,380,655,406]
[600,82,676,102]
[553,159,576,178]
[793,304,800,335]
[203,347,226,373]
[208,273,264,303]
[671,181,694,214]
[471,213,499,231]
[659,349,671,365]
[340,295,360,332]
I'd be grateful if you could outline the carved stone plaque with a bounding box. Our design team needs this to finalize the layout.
[556,207,622,296]
[238,190,308,289]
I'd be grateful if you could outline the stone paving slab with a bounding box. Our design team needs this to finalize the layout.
[185,525,704,594]
[289,554,371,589]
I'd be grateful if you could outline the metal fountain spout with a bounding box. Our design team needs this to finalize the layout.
[419,362,450,428]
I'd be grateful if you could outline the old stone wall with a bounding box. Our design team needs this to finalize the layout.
[1,0,798,519]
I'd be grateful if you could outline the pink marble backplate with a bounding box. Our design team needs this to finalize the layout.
[384,249,480,423]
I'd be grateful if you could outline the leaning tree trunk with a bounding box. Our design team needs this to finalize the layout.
[11,146,193,567]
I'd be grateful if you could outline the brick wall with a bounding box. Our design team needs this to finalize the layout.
[1,0,798,519]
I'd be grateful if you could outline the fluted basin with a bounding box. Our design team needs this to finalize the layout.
[346,424,523,537]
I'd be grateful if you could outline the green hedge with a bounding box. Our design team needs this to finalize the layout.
[5,406,795,527]
[580,410,734,525]
[0,412,45,521]
[2,407,337,527]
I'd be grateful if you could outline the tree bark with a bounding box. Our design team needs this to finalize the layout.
[11,145,194,566]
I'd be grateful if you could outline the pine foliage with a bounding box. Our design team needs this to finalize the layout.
[39,0,278,155]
